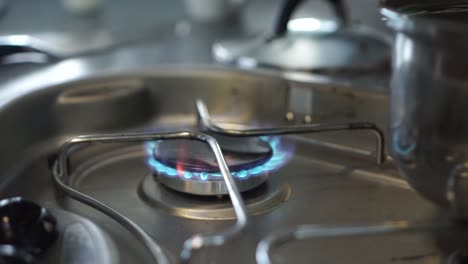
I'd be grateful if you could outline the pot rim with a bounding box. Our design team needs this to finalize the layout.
[380,0,468,38]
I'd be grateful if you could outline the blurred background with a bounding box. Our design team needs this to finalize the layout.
[0,0,387,63]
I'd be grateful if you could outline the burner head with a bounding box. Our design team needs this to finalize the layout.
[153,135,272,173]
[145,135,293,196]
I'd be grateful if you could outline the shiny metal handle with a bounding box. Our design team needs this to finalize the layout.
[273,0,348,36]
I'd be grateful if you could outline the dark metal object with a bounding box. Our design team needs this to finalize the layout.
[273,0,305,37]
[382,0,468,218]
[0,197,57,256]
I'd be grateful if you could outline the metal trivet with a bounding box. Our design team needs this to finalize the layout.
[50,99,450,264]
[52,131,246,263]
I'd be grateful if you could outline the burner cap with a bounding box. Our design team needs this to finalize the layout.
[146,135,292,196]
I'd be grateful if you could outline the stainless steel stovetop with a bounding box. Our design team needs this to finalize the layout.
[0,68,467,263]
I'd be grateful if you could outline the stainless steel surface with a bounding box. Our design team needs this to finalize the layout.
[55,79,152,133]
[47,208,119,264]
[256,221,455,264]
[0,68,466,263]
[196,99,385,164]
[382,0,468,218]
[52,131,248,263]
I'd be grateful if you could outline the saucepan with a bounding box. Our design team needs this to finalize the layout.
[381,0,468,218]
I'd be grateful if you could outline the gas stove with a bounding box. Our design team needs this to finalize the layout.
[0,69,467,264]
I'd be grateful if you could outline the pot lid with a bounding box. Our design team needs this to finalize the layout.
[213,23,391,73]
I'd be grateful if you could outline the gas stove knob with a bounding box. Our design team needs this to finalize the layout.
[0,245,35,264]
[0,197,57,256]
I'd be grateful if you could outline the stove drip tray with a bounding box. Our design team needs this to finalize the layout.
[146,135,293,196]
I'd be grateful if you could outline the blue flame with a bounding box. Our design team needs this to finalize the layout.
[145,136,293,181]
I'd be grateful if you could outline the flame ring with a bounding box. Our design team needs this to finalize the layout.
[145,137,292,181]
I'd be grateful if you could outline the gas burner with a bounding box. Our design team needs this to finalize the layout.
[50,98,386,263]
[145,135,293,196]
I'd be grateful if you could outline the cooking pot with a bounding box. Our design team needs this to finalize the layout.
[382,0,468,218]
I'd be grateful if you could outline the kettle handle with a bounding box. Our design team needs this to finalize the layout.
[272,0,348,37]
